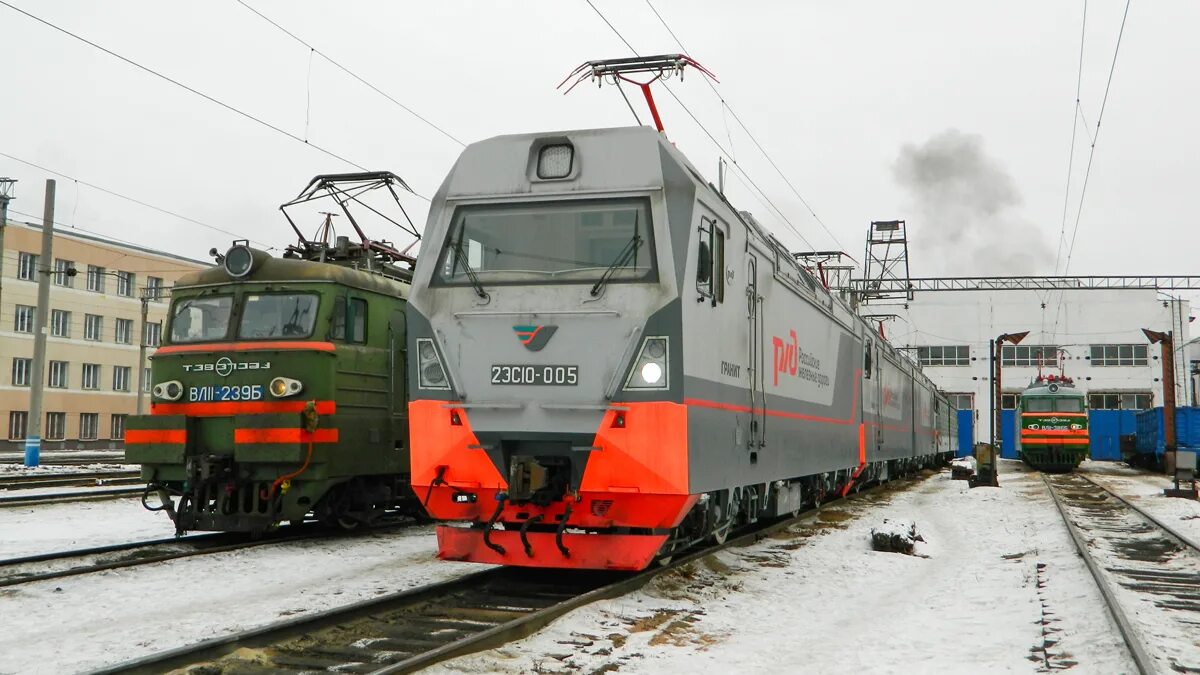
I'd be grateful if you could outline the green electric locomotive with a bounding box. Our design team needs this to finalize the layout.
[127,234,417,534]
[1016,374,1090,473]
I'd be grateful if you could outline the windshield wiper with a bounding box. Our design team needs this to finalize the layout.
[451,237,489,300]
[590,235,643,297]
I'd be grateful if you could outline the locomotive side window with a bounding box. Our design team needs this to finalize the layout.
[330,296,368,343]
[864,339,874,378]
[238,293,319,339]
[696,216,724,305]
[169,295,232,343]
[714,228,725,304]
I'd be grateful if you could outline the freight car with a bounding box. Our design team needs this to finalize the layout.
[126,235,418,534]
[1016,374,1089,473]
[406,126,955,571]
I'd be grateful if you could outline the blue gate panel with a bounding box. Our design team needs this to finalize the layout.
[956,410,973,457]
[1087,410,1134,461]
[1001,409,1017,459]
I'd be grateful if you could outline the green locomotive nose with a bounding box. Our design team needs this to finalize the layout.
[127,248,415,534]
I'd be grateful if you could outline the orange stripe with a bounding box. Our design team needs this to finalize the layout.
[152,400,335,417]
[234,428,339,444]
[155,341,336,355]
[125,429,187,444]
[1021,438,1090,445]
[1021,412,1087,418]
[858,423,866,463]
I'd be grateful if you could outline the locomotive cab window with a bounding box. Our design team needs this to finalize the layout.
[695,217,725,305]
[1055,398,1083,413]
[238,293,319,339]
[434,198,655,288]
[1025,398,1053,412]
[330,296,368,343]
[168,295,232,343]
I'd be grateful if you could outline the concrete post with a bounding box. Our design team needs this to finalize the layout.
[25,179,56,467]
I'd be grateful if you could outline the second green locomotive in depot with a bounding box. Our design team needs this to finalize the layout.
[126,237,417,534]
[1017,374,1090,473]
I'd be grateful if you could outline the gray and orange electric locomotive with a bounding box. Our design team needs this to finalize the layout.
[407,126,954,570]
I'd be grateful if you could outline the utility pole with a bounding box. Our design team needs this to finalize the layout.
[25,180,55,467]
[0,178,15,315]
[136,286,152,415]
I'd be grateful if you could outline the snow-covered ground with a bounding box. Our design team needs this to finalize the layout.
[430,463,1136,675]
[0,486,474,674]
[5,460,1191,674]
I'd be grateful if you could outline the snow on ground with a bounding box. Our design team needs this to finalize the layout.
[1080,459,1200,544]
[0,521,477,674]
[0,462,134,476]
[1,497,177,559]
[429,463,1135,675]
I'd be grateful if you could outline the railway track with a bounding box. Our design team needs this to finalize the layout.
[91,472,927,675]
[0,485,145,507]
[0,520,418,590]
[1044,472,1200,675]
[0,469,141,491]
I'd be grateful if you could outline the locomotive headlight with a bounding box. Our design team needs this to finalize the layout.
[417,337,451,390]
[153,380,184,401]
[624,336,669,390]
[269,377,303,398]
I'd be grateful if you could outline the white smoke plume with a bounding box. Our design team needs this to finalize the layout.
[892,129,1054,275]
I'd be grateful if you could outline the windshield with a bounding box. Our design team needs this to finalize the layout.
[169,295,232,343]
[434,198,655,286]
[1055,398,1084,413]
[1025,398,1052,412]
[238,294,319,339]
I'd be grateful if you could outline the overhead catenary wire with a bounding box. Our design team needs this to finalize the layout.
[644,0,847,253]
[581,0,818,252]
[0,152,271,249]
[0,1,431,203]
[1053,0,1088,277]
[233,0,466,149]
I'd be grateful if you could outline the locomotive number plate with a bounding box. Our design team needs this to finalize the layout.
[188,384,265,402]
[490,365,578,386]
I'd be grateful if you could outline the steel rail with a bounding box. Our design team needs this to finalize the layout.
[90,472,931,675]
[0,486,144,507]
[1042,474,1155,675]
[0,470,141,490]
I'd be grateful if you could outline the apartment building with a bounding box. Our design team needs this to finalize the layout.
[1,219,207,451]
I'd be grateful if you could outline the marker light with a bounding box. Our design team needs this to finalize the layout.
[640,362,663,385]
[536,144,574,179]
[624,336,669,390]
[417,337,451,390]
[153,380,184,401]
[269,377,303,398]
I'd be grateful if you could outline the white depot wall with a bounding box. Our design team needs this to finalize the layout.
[879,288,1191,442]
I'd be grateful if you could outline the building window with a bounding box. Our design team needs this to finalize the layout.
[1001,394,1019,410]
[916,345,970,367]
[117,271,135,297]
[12,358,31,386]
[79,413,99,440]
[14,305,35,333]
[54,258,75,287]
[143,367,152,393]
[146,276,164,302]
[110,414,127,439]
[48,360,69,388]
[82,363,101,390]
[17,252,38,281]
[1088,391,1153,410]
[84,314,103,341]
[1001,345,1058,367]
[115,318,133,344]
[144,321,162,347]
[86,265,106,292]
[8,411,28,440]
[45,412,66,440]
[947,392,974,410]
[51,309,71,338]
[113,365,131,392]
[1089,344,1149,367]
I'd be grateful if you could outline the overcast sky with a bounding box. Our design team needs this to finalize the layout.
[1,1,1196,295]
